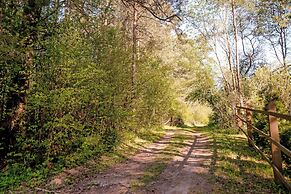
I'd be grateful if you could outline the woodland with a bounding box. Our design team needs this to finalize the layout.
[0,0,290,192]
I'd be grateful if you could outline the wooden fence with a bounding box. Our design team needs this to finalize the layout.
[236,101,291,191]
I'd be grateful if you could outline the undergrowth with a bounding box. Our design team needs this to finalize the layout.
[0,126,167,193]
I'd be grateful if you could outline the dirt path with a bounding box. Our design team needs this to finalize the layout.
[142,131,213,194]
[56,128,213,194]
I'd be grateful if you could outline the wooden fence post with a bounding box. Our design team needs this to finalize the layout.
[267,101,283,183]
[246,102,253,147]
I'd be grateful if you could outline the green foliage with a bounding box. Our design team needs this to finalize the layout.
[242,67,291,171]
[281,128,291,171]
[1,0,289,192]
[0,1,177,192]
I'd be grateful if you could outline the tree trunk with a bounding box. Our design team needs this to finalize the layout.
[231,0,241,99]
[0,0,40,167]
[131,2,138,99]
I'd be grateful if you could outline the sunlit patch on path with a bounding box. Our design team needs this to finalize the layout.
[144,130,213,194]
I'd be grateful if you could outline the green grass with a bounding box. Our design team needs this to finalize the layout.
[0,126,168,193]
[197,126,289,194]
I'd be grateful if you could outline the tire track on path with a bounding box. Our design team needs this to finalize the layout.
[143,130,213,194]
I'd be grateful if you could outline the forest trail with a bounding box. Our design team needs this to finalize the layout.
[55,127,213,194]
[143,130,213,194]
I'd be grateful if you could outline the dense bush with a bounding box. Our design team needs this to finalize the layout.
[0,1,175,181]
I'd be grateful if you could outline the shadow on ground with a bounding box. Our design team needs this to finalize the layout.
[195,126,289,194]
[143,126,214,194]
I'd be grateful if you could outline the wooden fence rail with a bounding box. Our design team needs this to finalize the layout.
[236,101,291,191]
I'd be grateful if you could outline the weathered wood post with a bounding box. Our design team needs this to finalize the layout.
[246,102,253,147]
[267,101,283,183]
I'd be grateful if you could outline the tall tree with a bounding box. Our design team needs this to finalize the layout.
[256,0,290,68]
[0,0,55,167]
